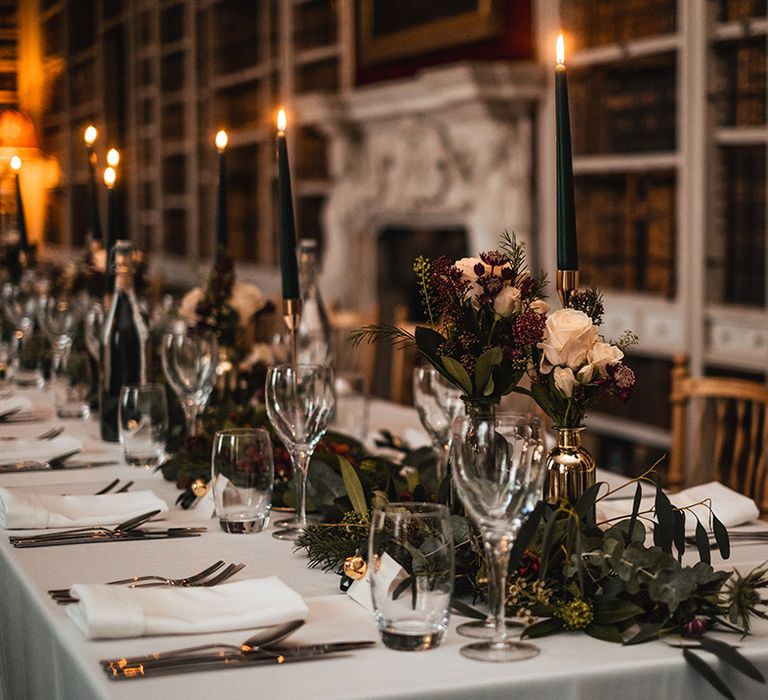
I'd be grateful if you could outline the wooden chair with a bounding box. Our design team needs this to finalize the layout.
[669,354,768,514]
[328,307,378,391]
[388,305,418,405]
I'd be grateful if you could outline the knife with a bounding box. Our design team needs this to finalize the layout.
[11,529,205,548]
[102,642,375,680]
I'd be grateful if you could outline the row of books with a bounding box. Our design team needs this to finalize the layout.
[570,57,677,155]
[562,0,676,49]
[713,39,766,127]
[575,172,676,299]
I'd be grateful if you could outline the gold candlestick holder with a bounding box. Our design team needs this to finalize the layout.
[556,269,579,308]
[282,298,303,369]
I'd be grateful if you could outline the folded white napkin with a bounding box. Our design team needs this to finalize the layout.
[0,434,83,465]
[0,488,168,529]
[598,481,760,535]
[0,395,34,415]
[67,576,309,639]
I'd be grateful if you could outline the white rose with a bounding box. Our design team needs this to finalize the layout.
[453,257,486,306]
[577,364,595,384]
[230,281,267,321]
[179,287,203,324]
[493,285,521,317]
[553,366,577,397]
[530,299,550,315]
[587,341,624,377]
[538,308,598,373]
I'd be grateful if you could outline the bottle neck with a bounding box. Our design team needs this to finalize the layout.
[114,266,134,295]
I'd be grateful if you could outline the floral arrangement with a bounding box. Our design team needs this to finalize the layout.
[351,232,548,405]
[179,252,273,360]
[526,289,637,427]
[296,462,767,698]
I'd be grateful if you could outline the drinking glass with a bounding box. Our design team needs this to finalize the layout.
[3,284,44,387]
[161,328,217,437]
[413,367,463,483]
[331,371,370,442]
[265,364,335,540]
[369,503,454,651]
[52,350,92,418]
[211,428,274,533]
[38,296,78,361]
[118,384,168,468]
[451,415,544,662]
[84,302,104,362]
[457,413,545,640]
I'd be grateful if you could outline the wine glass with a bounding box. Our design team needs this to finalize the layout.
[2,284,43,387]
[266,364,335,540]
[84,302,104,362]
[161,328,218,437]
[457,413,545,640]
[413,366,463,484]
[451,414,545,662]
[38,296,79,362]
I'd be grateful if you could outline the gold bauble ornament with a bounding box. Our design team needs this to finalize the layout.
[343,554,367,580]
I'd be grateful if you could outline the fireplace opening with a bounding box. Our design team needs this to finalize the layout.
[374,225,468,398]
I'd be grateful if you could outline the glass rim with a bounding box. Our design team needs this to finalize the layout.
[373,502,449,518]
[214,427,271,439]
[119,382,166,393]
[268,362,333,372]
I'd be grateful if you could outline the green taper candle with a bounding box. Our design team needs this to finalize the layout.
[556,34,578,271]
[276,108,300,299]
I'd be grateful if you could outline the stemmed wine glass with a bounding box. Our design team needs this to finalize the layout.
[413,366,463,484]
[266,364,335,541]
[2,283,42,386]
[84,302,104,362]
[451,414,545,662]
[161,328,218,437]
[456,413,545,640]
[38,296,79,362]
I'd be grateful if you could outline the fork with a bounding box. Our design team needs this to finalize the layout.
[136,562,246,588]
[94,479,134,495]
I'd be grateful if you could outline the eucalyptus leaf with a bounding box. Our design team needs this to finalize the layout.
[584,623,624,643]
[673,509,686,562]
[712,513,731,560]
[440,356,473,395]
[592,598,644,624]
[451,599,487,621]
[509,501,545,570]
[474,346,503,395]
[521,617,564,639]
[694,516,712,565]
[339,456,368,518]
[627,481,642,542]
[654,487,675,554]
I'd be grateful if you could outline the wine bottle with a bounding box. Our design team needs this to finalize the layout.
[296,239,331,364]
[99,241,148,442]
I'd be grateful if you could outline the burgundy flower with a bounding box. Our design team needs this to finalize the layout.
[682,618,709,638]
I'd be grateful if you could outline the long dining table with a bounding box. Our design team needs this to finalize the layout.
[1,388,767,700]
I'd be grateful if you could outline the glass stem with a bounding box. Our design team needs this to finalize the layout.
[435,439,450,485]
[291,448,311,530]
[183,401,198,437]
[485,532,511,644]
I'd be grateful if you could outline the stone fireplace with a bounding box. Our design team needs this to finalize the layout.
[296,61,547,311]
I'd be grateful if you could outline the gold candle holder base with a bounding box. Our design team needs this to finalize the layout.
[556,269,579,307]
[282,298,303,368]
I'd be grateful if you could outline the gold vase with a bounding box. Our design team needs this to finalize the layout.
[543,427,595,505]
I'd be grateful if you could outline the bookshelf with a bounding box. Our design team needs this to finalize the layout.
[536,0,768,473]
[39,0,353,286]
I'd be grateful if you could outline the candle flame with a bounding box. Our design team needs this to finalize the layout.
[104,166,116,188]
[107,148,120,167]
[84,125,97,146]
[556,34,565,66]
[277,108,287,132]
[215,130,228,151]
[10,155,21,171]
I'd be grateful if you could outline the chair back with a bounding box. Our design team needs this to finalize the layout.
[669,354,768,513]
[389,305,418,405]
[329,307,378,391]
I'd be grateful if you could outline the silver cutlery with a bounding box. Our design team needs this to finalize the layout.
[50,561,241,603]
[102,635,374,680]
[0,390,14,400]
[9,510,162,545]
[48,560,226,598]
[94,479,133,495]
[0,406,21,421]
[113,619,305,665]
[0,426,64,441]
[0,448,119,473]
[10,526,206,548]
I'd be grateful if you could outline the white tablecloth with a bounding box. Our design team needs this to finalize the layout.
[1,391,767,700]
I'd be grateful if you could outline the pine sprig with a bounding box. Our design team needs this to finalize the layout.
[347,324,416,349]
[294,522,368,572]
[499,230,526,279]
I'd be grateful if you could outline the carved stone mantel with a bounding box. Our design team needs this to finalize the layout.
[296,61,546,309]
